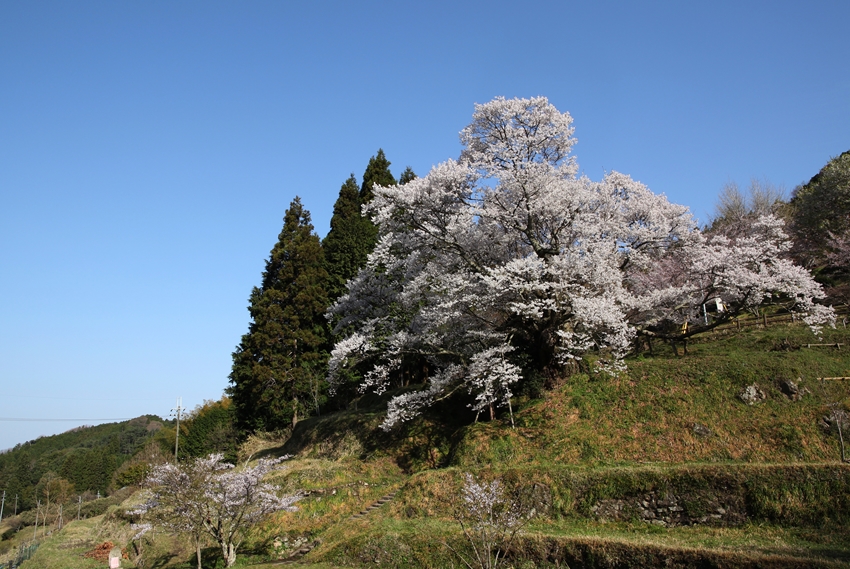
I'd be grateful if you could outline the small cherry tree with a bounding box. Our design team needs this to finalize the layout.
[130,454,300,569]
[446,473,532,569]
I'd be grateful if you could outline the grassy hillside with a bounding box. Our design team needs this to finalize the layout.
[276,321,850,470]
[5,321,850,568]
[452,324,850,467]
[268,321,850,568]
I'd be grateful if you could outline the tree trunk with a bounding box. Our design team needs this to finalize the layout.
[835,407,847,463]
[223,542,237,568]
[195,536,202,569]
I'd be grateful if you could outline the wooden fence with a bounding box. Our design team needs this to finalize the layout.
[710,305,849,335]
[0,542,38,569]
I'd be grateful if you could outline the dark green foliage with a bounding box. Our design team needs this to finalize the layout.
[180,397,238,462]
[59,446,117,494]
[112,461,150,488]
[359,148,397,203]
[790,150,850,262]
[398,166,417,185]
[354,149,397,268]
[0,416,162,515]
[322,175,374,301]
[228,197,331,433]
[323,152,403,304]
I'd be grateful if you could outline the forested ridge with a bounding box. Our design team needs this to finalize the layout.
[0,416,164,513]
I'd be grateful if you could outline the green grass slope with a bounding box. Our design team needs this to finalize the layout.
[452,324,850,467]
[283,322,850,568]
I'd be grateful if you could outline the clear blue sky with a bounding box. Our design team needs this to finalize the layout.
[1,1,848,451]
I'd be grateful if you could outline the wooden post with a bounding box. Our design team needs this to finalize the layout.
[762,313,767,328]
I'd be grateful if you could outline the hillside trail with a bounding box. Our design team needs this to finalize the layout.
[273,488,400,565]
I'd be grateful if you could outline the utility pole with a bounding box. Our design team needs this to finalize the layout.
[0,490,5,523]
[14,493,18,516]
[33,501,39,540]
[77,495,82,520]
[171,397,183,460]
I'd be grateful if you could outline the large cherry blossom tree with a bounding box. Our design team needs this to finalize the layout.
[328,96,833,429]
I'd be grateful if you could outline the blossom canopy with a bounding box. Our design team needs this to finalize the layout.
[328,96,833,429]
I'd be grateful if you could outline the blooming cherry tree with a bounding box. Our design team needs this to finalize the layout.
[446,473,530,569]
[130,454,300,568]
[328,96,833,429]
[627,215,833,345]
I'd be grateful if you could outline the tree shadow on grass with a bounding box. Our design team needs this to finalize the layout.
[147,551,177,568]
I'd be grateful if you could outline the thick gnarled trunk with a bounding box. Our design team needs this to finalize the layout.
[222,541,237,568]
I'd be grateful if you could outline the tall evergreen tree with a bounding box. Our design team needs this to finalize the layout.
[228,198,330,433]
[359,148,397,203]
[322,175,373,301]
[181,397,238,462]
[358,149,397,266]
[323,150,400,303]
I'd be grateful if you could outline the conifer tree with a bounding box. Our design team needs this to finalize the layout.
[228,198,330,433]
[357,149,397,266]
[322,175,373,301]
[359,148,397,203]
[323,151,400,302]
[399,166,417,184]
[181,398,238,461]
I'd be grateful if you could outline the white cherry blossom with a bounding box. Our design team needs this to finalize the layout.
[329,96,833,429]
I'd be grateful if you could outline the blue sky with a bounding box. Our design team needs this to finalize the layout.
[1,1,848,451]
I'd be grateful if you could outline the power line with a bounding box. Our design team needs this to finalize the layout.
[0,417,138,422]
[2,394,172,401]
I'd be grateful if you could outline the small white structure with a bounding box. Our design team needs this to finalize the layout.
[702,297,726,324]
[109,546,122,568]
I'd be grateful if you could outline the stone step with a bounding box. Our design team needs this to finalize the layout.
[347,489,400,521]
[272,540,319,565]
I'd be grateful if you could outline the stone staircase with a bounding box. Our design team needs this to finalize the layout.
[348,489,398,520]
[273,488,399,565]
